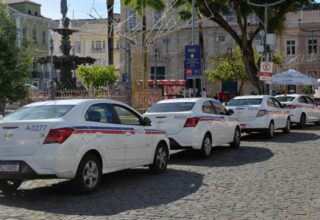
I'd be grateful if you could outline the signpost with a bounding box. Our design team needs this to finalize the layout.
[184,45,202,79]
[259,61,273,81]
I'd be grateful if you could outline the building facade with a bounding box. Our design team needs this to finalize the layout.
[7,0,51,89]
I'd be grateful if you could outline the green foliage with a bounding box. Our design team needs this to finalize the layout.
[206,48,247,84]
[76,65,119,90]
[122,0,166,17]
[0,2,32,111]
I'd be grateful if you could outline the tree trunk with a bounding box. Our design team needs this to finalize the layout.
[0,99,6,116]
[142,4,148,109]
[107,0,114,65]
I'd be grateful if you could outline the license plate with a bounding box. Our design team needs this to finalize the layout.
[0,163,20,172]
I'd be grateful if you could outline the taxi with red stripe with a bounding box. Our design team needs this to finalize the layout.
[0,99,169,194]
[144,98,241,158]
[275,94,320,128]
[227,95,291,138]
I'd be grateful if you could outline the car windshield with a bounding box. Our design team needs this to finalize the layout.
[228,98,263,106]
[148,102,195,113]
[2,105,75,122]
[276,96,295,102]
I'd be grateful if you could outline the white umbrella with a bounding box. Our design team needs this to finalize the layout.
[267,69,317,85]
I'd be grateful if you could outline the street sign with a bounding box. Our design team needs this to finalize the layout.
[184,45,202,79]
[259,62,273,81]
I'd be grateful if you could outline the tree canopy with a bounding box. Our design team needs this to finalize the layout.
[176,0,313,93]
[0,2,32,114]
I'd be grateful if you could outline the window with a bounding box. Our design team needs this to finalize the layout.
[202,101,215,114]
[286,40,296,55]
[42,31,46,44]
[154,11,162,27]
[74,41,81,53]
[148,102,195,113]
[298,97,307,103]
[22,28,27,39]
[91,41,95,49]
[113,105,142,125]
[91,41,105,53]
[32,28,37,43]
[225,9,235,22]
[85,104,114,123]
[2,105,74,122]
[276,96,295,102]
[128,10,137,29]
[272,98,283,108]
[308,39,317,54]
[212,101,228,115]
[305,96,315,105]
[267,98,275,107]
[227,98,262,106]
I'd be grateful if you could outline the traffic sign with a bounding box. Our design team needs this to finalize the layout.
[259,62,273,81]
[184,45,202,79]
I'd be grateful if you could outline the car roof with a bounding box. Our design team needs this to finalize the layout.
[156,98,211,104]
[25,99,125,107]
[232,95,268,99]
[275,94,303,97]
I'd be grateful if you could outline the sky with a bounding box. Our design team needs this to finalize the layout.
[35,0,121,20]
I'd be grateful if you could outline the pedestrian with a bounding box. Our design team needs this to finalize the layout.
[218,90,224,103]
[201,88,207,98]
[214,93,218,100]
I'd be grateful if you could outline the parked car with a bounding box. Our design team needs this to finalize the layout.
[226,95,291,138]
[144,98,241,158]
[275,94,320,128]
[0,99,169,194]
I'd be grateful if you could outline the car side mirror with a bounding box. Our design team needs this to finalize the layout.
[227,109,234,115]
[142,117,152,126]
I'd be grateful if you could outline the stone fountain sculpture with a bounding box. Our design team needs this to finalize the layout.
[39,0,95,89]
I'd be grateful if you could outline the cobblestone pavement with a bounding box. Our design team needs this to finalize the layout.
[0,125,320,220]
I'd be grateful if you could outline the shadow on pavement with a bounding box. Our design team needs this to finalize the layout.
[170,146,273,167]
[242,130,320,143]
[0,168,203,216]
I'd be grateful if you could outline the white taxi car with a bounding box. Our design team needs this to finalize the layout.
[144,98,241,158]
[227,95,291,138]
[275,94,320,128]
[0,99,169,194]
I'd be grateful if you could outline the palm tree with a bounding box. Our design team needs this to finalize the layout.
[107,0,114,65]
[123,0,165,108]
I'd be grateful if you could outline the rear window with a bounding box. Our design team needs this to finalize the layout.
[148,102,195,113]
[227,98,262,106]
[276,96,295,102]
[2,105,74,122]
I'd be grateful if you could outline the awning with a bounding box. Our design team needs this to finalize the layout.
[267,69,317,85]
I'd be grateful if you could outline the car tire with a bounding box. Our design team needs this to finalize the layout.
[230,128,241,148]
[0,180,23,193]
[299,113,306,129]
[149,142,169,174]
[200,134,212,158]
[72,154,102,194]
[283,118,291,133]
[266,121,275,139]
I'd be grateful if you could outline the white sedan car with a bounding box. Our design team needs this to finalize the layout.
[144,98,241,158]
[227,95,291,138]
[275,94,320,128]
[0,99,169,194]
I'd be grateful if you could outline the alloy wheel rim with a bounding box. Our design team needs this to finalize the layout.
[83,161,99,188]
[156,147,167,169]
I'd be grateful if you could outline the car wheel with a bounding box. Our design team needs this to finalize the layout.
[266,122,275,139]
[299,113,306,129]
[283,118,291,133]
[149,142,169,174]
[73,154,102,194]
[230,128,241,148]
[0,180,23,193]
[200,134,212,158]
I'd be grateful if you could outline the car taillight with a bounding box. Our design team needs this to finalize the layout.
[256,109,268,117]
[44,128,74,144]
[184,117,200,127]
[286,105,296,109]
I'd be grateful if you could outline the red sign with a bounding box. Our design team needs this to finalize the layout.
[259,62,273,81]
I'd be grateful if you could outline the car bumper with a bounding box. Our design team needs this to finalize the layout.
[168,128,203,150]
[240,116,271,131]
[0,144,78,180]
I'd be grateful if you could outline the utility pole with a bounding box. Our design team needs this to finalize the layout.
[247,0,286,95]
